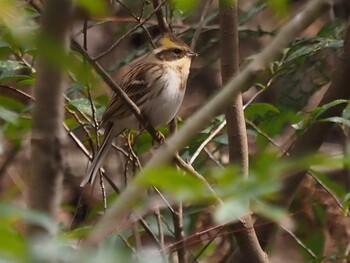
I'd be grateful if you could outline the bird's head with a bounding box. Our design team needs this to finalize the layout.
[154,33,197,62]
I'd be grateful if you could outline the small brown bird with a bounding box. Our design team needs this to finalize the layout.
[80,33,197,187]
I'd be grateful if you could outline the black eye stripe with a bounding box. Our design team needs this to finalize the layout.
[173,48,182,54]
[156,48,186,61]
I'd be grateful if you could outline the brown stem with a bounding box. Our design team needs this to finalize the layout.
[152,0,169,33]
[219,1,268,263]
[172,205,187,263]
[28,0,73,235]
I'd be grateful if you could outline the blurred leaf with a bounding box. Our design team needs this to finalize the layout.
[310,100,348,121]
[0,74,33,84]
[4,117,32,148]
[310,169,346,198]
[65,82,86,96]
[239,1,266,25]
[0,60,25,72]
[0,204,57,234]
[318,20,346,39]
[17,78,35,87]
[0,96,27,111]
[133,131,153,155]
[0,106,19,123]
[319,116,350,127]
[266,0,289,15]
[138,166,212,202]
[245,103,280,119]
[169,0,198,12]
[213,134,228,145]
[285,39,343,63]
[0,219,27,262]
[342,193,350,216]
[68,98,94,117]
[252,201,286,222]
[214,199,248,224]
[74,0,108,16]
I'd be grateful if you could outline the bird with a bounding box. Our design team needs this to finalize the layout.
[80,33,197,187]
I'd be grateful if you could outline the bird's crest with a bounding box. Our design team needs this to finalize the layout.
[157,33,188,49]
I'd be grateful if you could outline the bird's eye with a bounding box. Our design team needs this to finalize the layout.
[173,48,182,55]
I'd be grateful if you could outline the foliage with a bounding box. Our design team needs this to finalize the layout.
[0,0,349,262]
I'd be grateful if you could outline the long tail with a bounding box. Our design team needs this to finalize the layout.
[80,122,123,187]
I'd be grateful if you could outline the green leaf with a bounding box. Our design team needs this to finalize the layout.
[319,116,350,127]
[310,169,346,198]
[0,60,27,77]
[68,98,95,117]
[214,199,249,224]
[0,106,19,123]
[318,20,346,39]
[245,103,280,119]
[138,166,211,202]
[0,74,33,84]
[342,193,350,216]
[0,219,28,261]
[266,0,289,15]
[73,0,107,16]
[0,204,57,234]
[170,0,198,12]
[16,78,35,87]
[239,1,266,25]
[311,100,348,121]
[0,96,27,111]
[133,131,153,155]
[252,201,286,222]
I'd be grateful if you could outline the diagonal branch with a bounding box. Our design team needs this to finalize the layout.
[83,0,335,246]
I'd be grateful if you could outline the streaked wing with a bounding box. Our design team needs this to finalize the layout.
[101,63,162,124]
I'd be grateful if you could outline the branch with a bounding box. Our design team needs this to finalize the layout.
[93,1,166,60]
[218,0,268,262]
[28,0,73,235]
[151,0,169,33]
[83,0,334,246]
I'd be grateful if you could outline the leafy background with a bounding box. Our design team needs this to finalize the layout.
[0,0,350,262]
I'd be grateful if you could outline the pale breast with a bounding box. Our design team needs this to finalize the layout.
[143,68,187,127]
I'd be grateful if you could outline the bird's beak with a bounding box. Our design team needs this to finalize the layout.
[187,50,198,58]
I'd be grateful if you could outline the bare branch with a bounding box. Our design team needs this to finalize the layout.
[93,1,166,60]
[151,0,170,33]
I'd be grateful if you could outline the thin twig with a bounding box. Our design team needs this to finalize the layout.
[204,147,224,168]
[190,0,213,50]
[192,228,224,262]
[189,120,226,164]
[281,225,317,259]
[98,171,107,212]
[172,204,187,263]
[93,1,166,60]
[308,169,349,216]
[118,233,139,258]
[151,0,169,33]
[116,0,156,48]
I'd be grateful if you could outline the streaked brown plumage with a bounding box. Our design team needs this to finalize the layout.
[80,33,197,187]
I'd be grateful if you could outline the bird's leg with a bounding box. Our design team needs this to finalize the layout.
[137,121,165,146]
[154,130,165,144]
